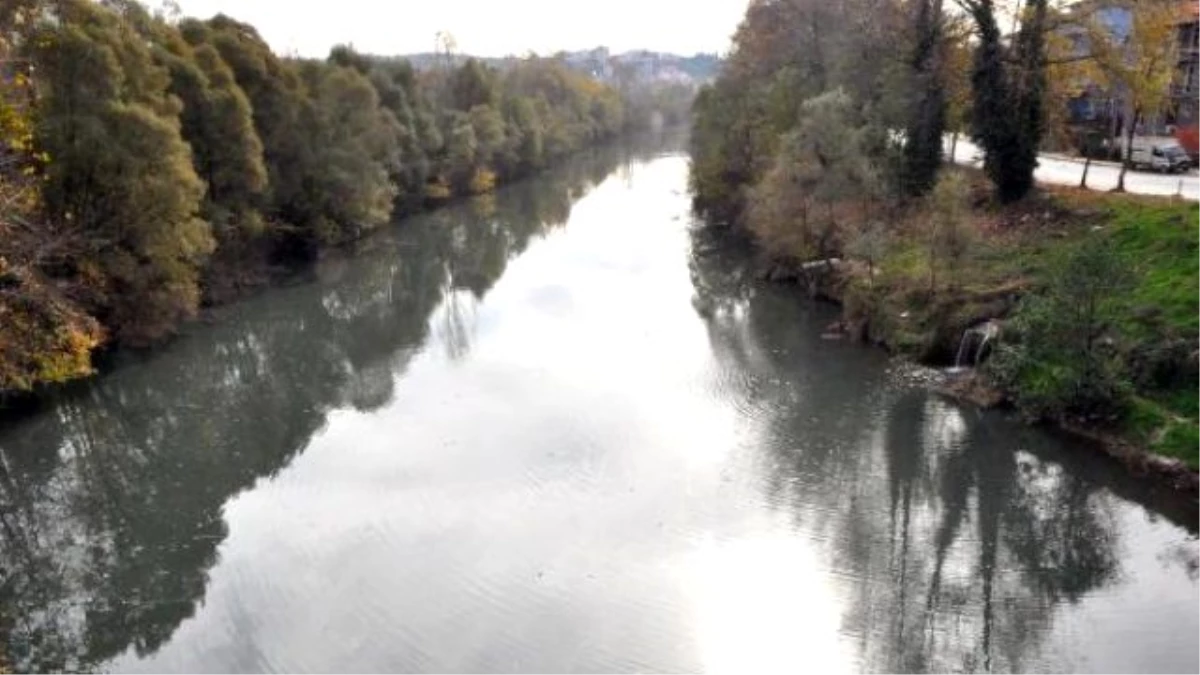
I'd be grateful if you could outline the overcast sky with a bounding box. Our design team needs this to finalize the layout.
[166,0,750,58]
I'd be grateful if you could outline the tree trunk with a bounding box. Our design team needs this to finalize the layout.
[950,131,958,163]
[1115,109,1140,193]
[1108,107,1121,159]
[1079,155,1091,189]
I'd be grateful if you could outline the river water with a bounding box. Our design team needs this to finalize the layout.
[0,132,1196,673]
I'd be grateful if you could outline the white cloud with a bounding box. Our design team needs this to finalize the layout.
[167,0,749,58]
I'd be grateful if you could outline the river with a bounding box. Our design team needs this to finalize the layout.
[0,131,1196,673]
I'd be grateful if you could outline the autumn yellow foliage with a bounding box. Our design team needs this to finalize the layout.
[1,15,36,152]
[468,167,498,195]
[0,30,99,392]
[424,177,453,201]
[0,262,104,391]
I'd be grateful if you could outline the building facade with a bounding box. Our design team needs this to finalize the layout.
[1171,3,1199,156]
[1065,0,1200,160]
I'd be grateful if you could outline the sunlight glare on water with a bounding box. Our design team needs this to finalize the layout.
[685,531,855,674]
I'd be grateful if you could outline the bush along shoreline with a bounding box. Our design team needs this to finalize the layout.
[0,0,667,401]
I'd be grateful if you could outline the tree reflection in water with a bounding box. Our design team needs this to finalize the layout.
[0,132,667,673]
[687,231,1197,673]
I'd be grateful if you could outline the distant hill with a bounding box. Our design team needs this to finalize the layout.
[394,48,721,87]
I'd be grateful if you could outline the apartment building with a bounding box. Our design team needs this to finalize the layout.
[1065,0,1200,159]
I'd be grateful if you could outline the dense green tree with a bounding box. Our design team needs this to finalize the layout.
[690,80,764,224]
[468,104,507,173]
[960,0,1048,203]
[501,57,623,158]
[299,61,399,244]
[368,61,434,209]
[328,43,373,75]
[29,0,213,344]
[503,95,545,175]
[990,238,1134,417]
[443,110,478,194]
[185,44,269,233]
[181,15,314,233]
[901,0,947,197]
[747,89,876,260]
[119,8,271,244]
[450,58,498,111]
[689,0,908,226]
[1011,0,1049,200]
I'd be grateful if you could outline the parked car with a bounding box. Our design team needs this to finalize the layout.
[1124,136,1193,173]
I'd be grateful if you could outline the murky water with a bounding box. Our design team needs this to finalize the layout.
[1,132,1196,673]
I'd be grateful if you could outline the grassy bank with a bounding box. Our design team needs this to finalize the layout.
[809,173,1198,472]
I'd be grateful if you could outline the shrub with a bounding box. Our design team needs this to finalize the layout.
[988,237,1134,420]
[926,172,974,291]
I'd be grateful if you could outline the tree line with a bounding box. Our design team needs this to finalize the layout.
[689,0,1185,244]
[0,0,649,390]
[689,0,1048,229]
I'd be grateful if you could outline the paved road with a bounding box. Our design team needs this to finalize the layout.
[946,136,1200,201]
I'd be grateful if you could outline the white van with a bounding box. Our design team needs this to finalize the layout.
[1125,136,1192,173]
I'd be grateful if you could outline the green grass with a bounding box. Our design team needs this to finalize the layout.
[1083,196,1197,470]
[1160,424,1200,469]
[1151,387,1199,471]
[1101,199,1200,338]
[876,242,931,288]
[1157,386,1199,421]
[859,184,1198,470]
[1126,396,1199,470]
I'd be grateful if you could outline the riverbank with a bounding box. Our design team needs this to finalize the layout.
[760,173,1199,489]
[2,2,657,403]
[0,131,662,408]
